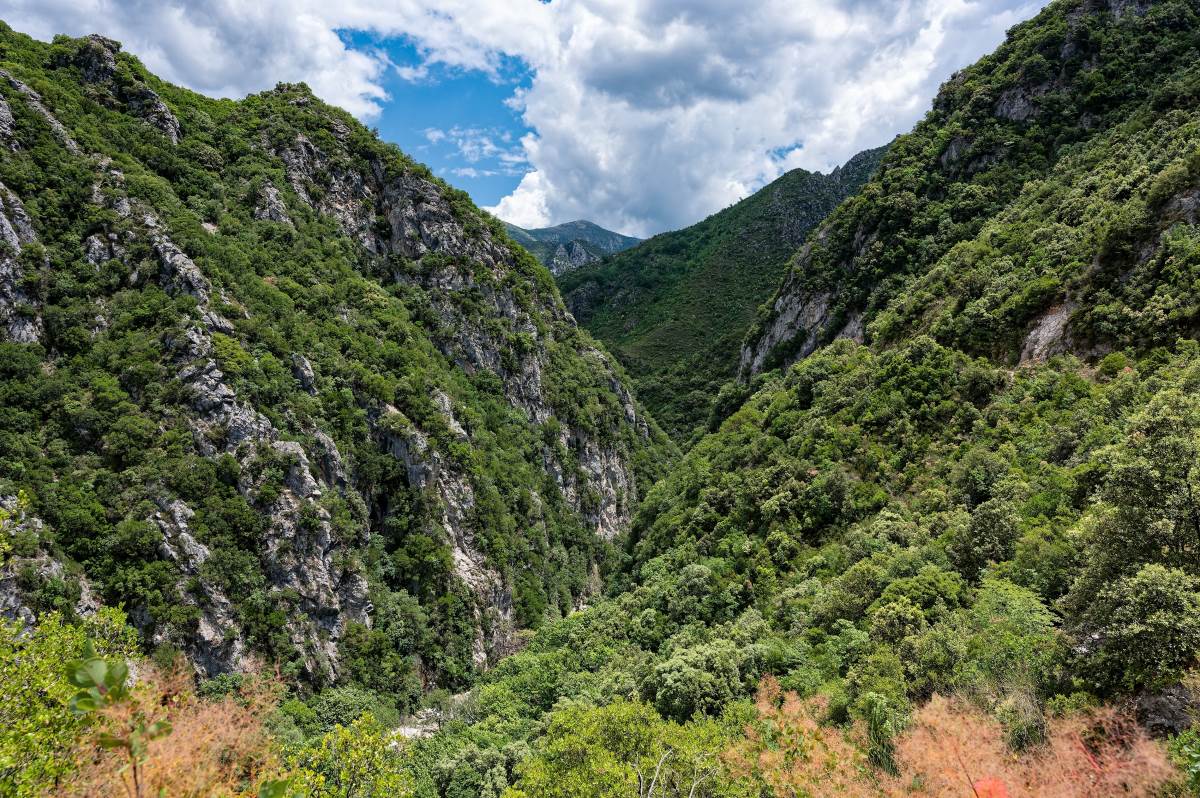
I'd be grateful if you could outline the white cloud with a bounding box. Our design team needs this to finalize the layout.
[5,0,1044,234]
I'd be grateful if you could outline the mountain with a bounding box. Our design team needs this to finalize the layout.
[0,27,673,696]
[503,219,641,274]
[740,0,1200,377]
[405,0,1200,792]
[558,147,885,441]
[10,0,1200,795]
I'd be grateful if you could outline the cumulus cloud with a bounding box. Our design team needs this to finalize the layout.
[490,0,1043,233]
[7,0,1043,234]
[4,0,395,117]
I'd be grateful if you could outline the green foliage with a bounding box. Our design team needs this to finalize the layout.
[7,4,1200,795]
[286,714,412,798]
[65,640,132,713]
[948,498,1021,581]
[1077,564,1200,692]
[1170,728,1200,793]
[301,687,402,738]
[0,609,136,797]
[559,148,885,441]
[648,639,743,721]
[746,0,1200,369]
[503,700,747,798]
[0,25,672,692]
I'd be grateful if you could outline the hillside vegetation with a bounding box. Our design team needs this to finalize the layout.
[559,148,884,441]
[0,23,672,730]
[503,220,640,275]
[742,0,1200,375]
[5,0,1200,795]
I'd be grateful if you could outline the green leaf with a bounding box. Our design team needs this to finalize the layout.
[107,660,129,689]
[258,778,292,798]
[97,732,128,750]
[145,720,172,739]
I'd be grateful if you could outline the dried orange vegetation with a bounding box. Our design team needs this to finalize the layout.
[727,679,1181,798]
[57,664,282,798]
[724,677,880,798]
[889,695,1178,798]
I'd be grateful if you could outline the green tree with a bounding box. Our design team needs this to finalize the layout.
[287,714,411,798]
[1078,564,1200,692]
[1067,391,1200,604]
[649,640,743,722]
[504,700,747,798]
[0,609,136,797]
[948,498,1020,581]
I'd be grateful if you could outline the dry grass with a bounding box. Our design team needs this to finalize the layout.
[889,694,1179,798]
[726,679,1181,798]
[724,677,880,798]
[57,663,281,798]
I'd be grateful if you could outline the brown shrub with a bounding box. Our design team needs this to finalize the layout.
[890,694,1179,798]
[57,663,281,798]
[727,681,1181,798]
[723,676,882,798]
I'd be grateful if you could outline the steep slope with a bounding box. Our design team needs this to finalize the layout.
[503,219,640,274]
[742,0,1200,376]
[0,27,674,698]
[559,148,885,441]
[376,1,1200,794]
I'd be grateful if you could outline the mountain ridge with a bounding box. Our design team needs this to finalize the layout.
[0,27,673,692]
[503,219,641,274]
[740,0,1200,377]
[558,146,887,440]
[7,2,1200,795]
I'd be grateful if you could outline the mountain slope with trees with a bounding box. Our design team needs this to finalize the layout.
[742,0,1200,376]
[6,0,1200,795]
[559,147,885,441]
[503,220,640,275]
[0,25,673,712]
[398,0,1200,793]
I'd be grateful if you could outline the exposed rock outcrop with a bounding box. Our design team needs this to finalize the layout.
[0,496,99,629]
[0,69,81,153]
[0,182,43,343]
[0,45,667,689]
[54,34,180,144]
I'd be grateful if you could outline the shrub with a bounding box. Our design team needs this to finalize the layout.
[889,695,1178,798]
[1080,564,1200,692]
[0,609,136,797]
[60,662,282,797]
[286,714,411,798]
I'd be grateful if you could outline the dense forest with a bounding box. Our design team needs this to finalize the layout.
[557,148,885,442]
[4,0,1200,794]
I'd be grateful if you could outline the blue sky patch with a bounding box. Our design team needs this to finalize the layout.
[339,30,535,207]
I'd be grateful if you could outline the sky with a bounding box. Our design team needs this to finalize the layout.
[3,0,1044,237]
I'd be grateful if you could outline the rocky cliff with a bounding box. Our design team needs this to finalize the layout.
[504,220,641,275]
[0,29,673,689]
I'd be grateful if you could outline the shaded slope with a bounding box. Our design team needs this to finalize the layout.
[559,147,885,441]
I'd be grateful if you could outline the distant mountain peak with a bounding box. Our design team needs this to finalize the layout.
[504,219,641,274]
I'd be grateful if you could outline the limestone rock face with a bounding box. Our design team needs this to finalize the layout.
[266,102,653,552]
[0,182,43,343]
[0,496,100,629]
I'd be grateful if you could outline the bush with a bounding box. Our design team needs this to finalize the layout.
[0,609,136,797]
[1080,564,1200,692]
